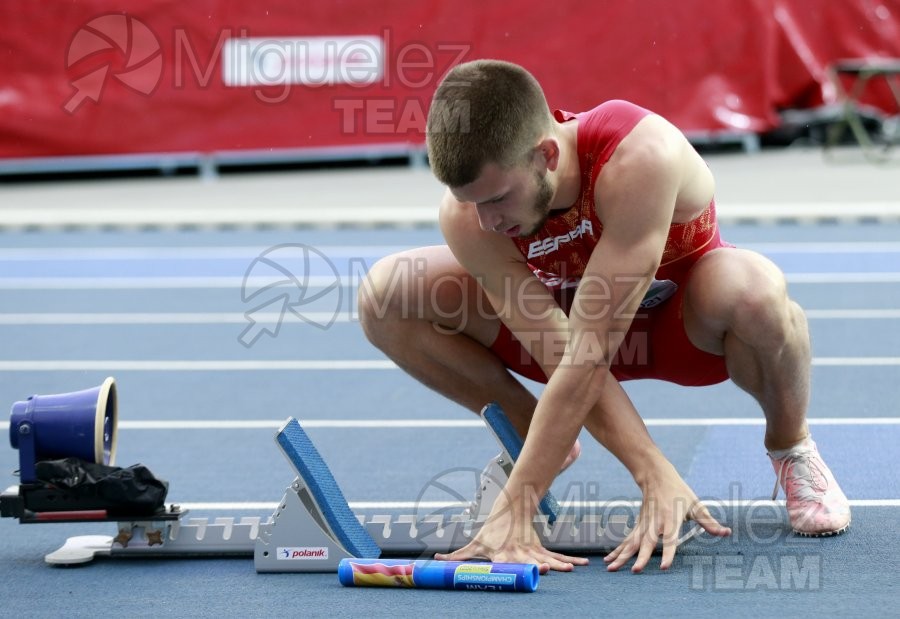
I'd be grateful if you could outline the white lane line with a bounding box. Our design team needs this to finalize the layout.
[0,313,355,325]
[741,242,900,253]
[645,417,900,426]
[106,417,900,429]
[177,499,900,511]
[0,309,898,325]
[0,360,398,371]
[811,357,900,366]
[1,272,900,289]
[804,309,900,319]
[0,358,897,371]
[786,273,900,283]
[120,417,900,429]
[0,276,351,289]
[2,418,897,432]
[0,246,412,260]
[120,420,483,430]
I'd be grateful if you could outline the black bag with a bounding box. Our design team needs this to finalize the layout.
[34,458,168,514]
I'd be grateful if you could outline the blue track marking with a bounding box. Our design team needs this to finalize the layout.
[276,418,381,559]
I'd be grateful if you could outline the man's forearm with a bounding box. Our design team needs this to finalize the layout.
[495,351,671,523]
[581,375,670,485]
[499,362,608,514]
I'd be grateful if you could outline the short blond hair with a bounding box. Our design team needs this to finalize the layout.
[426,60,552,187]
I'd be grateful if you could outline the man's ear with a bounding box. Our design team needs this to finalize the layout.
[535,137,561,172]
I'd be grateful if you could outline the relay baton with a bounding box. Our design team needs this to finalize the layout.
[338,558,539,592]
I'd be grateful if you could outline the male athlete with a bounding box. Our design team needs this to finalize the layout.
[359,59,850,573]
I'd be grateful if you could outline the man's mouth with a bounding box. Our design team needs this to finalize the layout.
[502,225,520,237]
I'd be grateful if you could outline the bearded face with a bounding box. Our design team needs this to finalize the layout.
[520,169,555,237]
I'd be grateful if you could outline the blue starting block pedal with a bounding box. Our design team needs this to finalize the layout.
[254,418,381,572]
[479,403,561,525]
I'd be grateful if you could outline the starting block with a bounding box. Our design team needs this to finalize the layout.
[254,418,381,571]
[3,392,699,570]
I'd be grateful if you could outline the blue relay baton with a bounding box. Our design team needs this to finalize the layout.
[338,558,539,592]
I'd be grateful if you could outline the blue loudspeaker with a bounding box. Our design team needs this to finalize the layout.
[9,377,118,484]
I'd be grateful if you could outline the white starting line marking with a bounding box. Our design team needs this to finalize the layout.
[1,418,898,432]
[0,358,898,371]
[0,309,898,325]
[177,499,900,511]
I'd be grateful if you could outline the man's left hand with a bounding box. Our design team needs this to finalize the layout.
[604,463,731,573]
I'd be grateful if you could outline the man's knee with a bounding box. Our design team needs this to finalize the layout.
[726,255,805,349]
[688,250,803,347]
[358,253,409,344]
[358,246,496,348]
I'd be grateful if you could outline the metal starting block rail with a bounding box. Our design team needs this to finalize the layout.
[2,406,686,571]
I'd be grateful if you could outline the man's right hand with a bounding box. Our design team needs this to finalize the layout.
[603,460,731,573]
[435,492,589,573]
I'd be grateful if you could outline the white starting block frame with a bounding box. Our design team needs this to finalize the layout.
[13,409,700,571]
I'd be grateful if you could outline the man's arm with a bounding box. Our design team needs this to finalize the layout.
[438,115,729,571]
[500,115,678,511]
[503,115,729,571]
[439,180,669,488]
[439,180,673,501]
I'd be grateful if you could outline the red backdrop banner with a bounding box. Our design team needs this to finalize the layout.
[2,0,898,158]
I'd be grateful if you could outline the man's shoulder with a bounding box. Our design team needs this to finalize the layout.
[572,99,654,123]
[438,191,482,253]
[595,99,652,115]
[438,191,470,233]
[568,100,659,177]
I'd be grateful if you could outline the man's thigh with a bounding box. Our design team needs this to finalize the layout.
[682,247,790,355]
[361,244,501,347]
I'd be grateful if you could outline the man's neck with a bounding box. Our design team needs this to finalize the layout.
[549,120,581,211]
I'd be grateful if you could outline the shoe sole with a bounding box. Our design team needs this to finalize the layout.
[794,519,851,537]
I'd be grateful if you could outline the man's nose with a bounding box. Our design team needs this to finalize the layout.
[475,204,501,232]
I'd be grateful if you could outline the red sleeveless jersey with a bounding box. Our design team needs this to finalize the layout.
[511,100,722,310]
